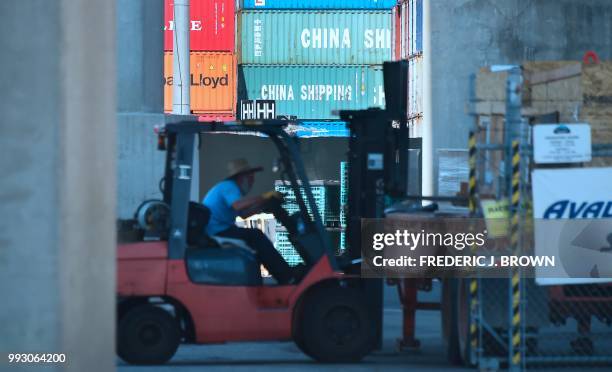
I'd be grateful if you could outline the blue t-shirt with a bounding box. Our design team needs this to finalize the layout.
[202,179,243,235]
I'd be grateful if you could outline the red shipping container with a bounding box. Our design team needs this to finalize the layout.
[164,0,235,52]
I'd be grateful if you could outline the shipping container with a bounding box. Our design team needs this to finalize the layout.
[164,0,234,52]
[238,10,393,65]
[238,64,385,120]
[408,55,423,116]
[398,0,422,59]
[238,0,396,10]
[164,52,236,117]
[408,116,422,138]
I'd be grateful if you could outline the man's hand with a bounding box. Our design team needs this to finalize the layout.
[262,191,284,202]
[233,191,283,218]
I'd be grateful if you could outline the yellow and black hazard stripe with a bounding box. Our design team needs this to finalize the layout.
[468,131,479,356]
[510,140,521,367]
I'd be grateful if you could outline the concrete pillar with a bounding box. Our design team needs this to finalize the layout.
[0,1,115,371]
[116,0,166,218]
[117,0,164,113]
[421,0,434,200]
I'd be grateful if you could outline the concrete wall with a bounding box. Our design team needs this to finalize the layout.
[116,0,165,218]
[0,1,115,371]
[429,0,612,189]
[199,135,348,197]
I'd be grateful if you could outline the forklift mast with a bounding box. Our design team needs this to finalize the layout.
[339,60,410,350]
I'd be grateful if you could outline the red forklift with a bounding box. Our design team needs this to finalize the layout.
[116,119,380,365]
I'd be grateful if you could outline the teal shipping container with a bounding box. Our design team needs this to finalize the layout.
[239,0,397,10]
[238,65,385,120]
[238,10,393,65]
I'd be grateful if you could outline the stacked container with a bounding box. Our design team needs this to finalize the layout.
[163,0,237,120]
[236,1,396,124]
[396,0,423,137]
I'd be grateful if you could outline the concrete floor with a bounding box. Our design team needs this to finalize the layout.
[117,282,606,371]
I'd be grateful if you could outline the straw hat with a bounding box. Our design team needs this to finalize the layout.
[227,158,263,178]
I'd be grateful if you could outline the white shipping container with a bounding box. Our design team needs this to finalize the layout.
[409,0,422,57]
[399,0,408,59]
[408,56,423,116]
[399,0,423,59]
[408,116,422,138]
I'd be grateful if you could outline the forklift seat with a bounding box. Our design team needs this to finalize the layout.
[185,202,262,286]
[187,202,255,254]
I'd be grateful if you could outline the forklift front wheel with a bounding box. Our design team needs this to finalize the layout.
[117,305,181,365]
[296,286,375,363]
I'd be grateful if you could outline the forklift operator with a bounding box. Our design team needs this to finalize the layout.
[202,158,296,284]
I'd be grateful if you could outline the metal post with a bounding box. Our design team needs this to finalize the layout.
[172,0,198,201]
[505,68,522,195]
[421,0,434,204]
[504,67,523,371]
[509,140,522,370]
[172,0,190,115]
[468,130,480,366]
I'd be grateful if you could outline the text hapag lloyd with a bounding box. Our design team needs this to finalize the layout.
[164,74,229,89]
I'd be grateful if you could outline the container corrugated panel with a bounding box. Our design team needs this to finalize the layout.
[398,1,408,60]
[164,0,235,51]
[392,5,401,61]
[409,0,423,56]
[164,52,236,116]
[408,56,423,116]
[238,65,385,120]
[398,0,423,58]
[239,0,397,10]
[238,10,393,65]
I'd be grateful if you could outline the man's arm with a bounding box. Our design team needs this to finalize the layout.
[232,191,283,219]
[232,195,266,218]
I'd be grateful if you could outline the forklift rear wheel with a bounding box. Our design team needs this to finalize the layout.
[117,305,181,365]
[297,287,375,363]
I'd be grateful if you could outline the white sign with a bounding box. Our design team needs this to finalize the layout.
[533,123,591,164]
[532,168,612,285]
[240,100,276,120]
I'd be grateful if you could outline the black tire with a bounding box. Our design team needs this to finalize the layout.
[117,305,181,365]
[442,279,462,365]
[296,286,376,363]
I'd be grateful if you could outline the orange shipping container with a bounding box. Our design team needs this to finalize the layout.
[163,52,236,118]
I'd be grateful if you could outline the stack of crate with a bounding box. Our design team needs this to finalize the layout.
[339,161,349,253]
[163,0,236,120]
[235,0,396,133]
[273,180,341,265]
[473,61,612,183]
